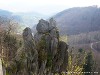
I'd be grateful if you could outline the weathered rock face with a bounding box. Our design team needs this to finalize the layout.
[34,18,68,75]
[9,27,38,75]
[34,19,59,75]
[34,18,59,58]
[23,27,33,41]
[52,41,68,73]
[22,27,38,75]
[36,18,57,34]
[49,18,57,30]
[36,19,49,33]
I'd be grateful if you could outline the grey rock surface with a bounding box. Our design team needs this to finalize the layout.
[15,27,38,75]
[49,18,57,30]
[36,19,49,33]
[34,18,68,74]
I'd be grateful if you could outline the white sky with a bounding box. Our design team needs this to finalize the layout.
[0,0,100,15]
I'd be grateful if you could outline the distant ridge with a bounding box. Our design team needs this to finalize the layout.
[53,6,100,35]
[0,9,48,27]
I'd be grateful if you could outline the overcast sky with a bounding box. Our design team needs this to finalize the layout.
[0,0,100,15]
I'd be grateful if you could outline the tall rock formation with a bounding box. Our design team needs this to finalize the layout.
[6,18,68,75]
[7,27,38,75]
[34,18,68,75]
[22,27,38,75]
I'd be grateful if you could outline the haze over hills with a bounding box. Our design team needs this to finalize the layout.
[0,9,49,28]
[1,6,100,36]
[14,12,49,27]
[0,9,12,17]
[53,6,100,35]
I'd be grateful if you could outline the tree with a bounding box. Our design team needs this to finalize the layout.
[83,52,94,75]
[67,47,86,75]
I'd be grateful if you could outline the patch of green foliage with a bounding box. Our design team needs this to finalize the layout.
[46,53,52,68]
[78,48,84,53]
[82,52,94,75]
[37,36,47,68]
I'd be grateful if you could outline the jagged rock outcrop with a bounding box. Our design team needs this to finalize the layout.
[36,19,49,33]
[22,27,38,75]
[34,18,59,75]
[6,18,68,75]
[34,18,68,75]
[52,41,68,73]
[7,27,38,75]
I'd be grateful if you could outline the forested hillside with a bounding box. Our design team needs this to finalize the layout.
[54,6,100,35]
